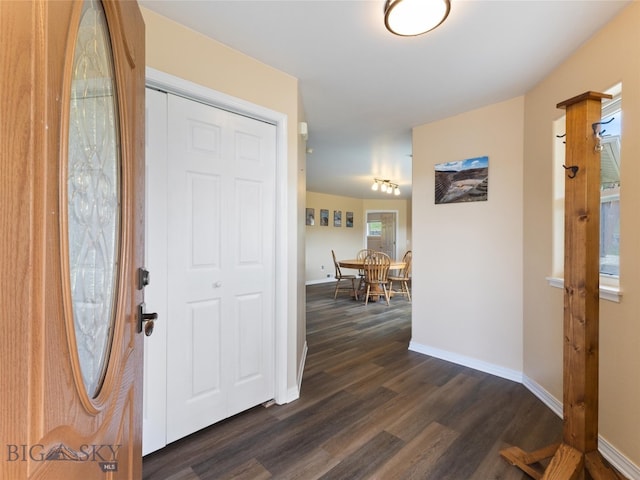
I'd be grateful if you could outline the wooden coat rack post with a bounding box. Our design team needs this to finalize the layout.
[500,92,627,480]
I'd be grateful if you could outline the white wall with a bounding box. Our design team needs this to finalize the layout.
[411,96,525,379]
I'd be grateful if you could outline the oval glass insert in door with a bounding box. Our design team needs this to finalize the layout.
[67,0,121,398]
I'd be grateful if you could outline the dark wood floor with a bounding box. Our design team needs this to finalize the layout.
[143,282,561,479]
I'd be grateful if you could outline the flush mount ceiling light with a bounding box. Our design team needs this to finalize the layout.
[384,0,451,37]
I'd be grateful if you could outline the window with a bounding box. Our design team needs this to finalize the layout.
[598,97,621,278]
[367,221,382,237]
[551,85,622,299]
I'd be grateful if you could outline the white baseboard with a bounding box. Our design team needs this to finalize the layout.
[523,375,640,480]
[306,278,334,286]
[285,386,299,404]
[408,341,523,383]
[282,340,308,404]
[522,374,563,417]
[407,343,640,479]
[296,340,308,397]
[599,438,640,480]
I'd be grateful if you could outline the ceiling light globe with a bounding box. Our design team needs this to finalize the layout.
[371,182,379,191]
[380,183,388,192]
[394,187,401,196]
[384,0,450,37]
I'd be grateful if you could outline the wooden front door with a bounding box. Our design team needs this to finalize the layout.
[0,1,145,478]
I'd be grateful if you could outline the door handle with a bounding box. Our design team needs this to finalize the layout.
[138,302,158,336]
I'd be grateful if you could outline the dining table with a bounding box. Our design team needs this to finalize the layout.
[338,259,405,271]
[338,258,406,301]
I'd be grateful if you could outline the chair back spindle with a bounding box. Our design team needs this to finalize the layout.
[363,252,391,306]
[388,250,412,302]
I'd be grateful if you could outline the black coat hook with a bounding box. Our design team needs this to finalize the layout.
[592,117,615,136]
[563,165,579,179]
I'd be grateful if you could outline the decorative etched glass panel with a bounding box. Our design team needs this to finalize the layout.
[67,0,120,398]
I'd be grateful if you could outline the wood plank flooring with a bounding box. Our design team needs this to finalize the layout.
[143,282,561,479]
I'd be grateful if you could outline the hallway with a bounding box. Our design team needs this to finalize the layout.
[143,283,561,479]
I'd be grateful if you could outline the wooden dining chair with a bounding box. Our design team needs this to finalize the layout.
[355,248,374,294]
[388,250,412,302]
[363,252,391,306]
[331,250,358,300]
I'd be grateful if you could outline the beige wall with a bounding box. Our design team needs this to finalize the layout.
[412,96,525,376]
[305,192,410,284]
[413,2,640,472]
[141,8,305,398]
[523,2,640,468]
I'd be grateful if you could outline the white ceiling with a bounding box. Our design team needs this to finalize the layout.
[139,0,630,199]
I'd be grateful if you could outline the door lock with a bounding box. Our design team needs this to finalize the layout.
[138,302,158,336]
[138,267,151,290]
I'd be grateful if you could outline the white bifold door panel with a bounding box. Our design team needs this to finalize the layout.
[143,89,276,454]
[143,88,169,456]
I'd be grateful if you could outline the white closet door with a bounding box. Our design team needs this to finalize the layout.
[143,88,169,456]
[165,94,276,443]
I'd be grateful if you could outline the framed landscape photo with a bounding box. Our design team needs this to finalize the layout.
[305,207,315,226]
[320,209,329,226]
[346,211,354,228]
[435,156,489,204]
[333,210,342,227]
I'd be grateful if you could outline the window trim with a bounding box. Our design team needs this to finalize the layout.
[546,276,622,303]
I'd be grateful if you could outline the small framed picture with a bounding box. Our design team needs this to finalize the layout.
[305,208,315,226]
[320,209,329,226]
[435,156,489,204]
[346,211,354,228]
[333,210,342,227]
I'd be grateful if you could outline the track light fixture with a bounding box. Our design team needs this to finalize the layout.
[371,178,401,196]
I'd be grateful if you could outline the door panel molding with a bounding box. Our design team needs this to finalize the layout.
[143,71,288,453]
[145,67,289,406]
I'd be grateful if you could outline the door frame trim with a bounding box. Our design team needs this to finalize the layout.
[145,67,289,404]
